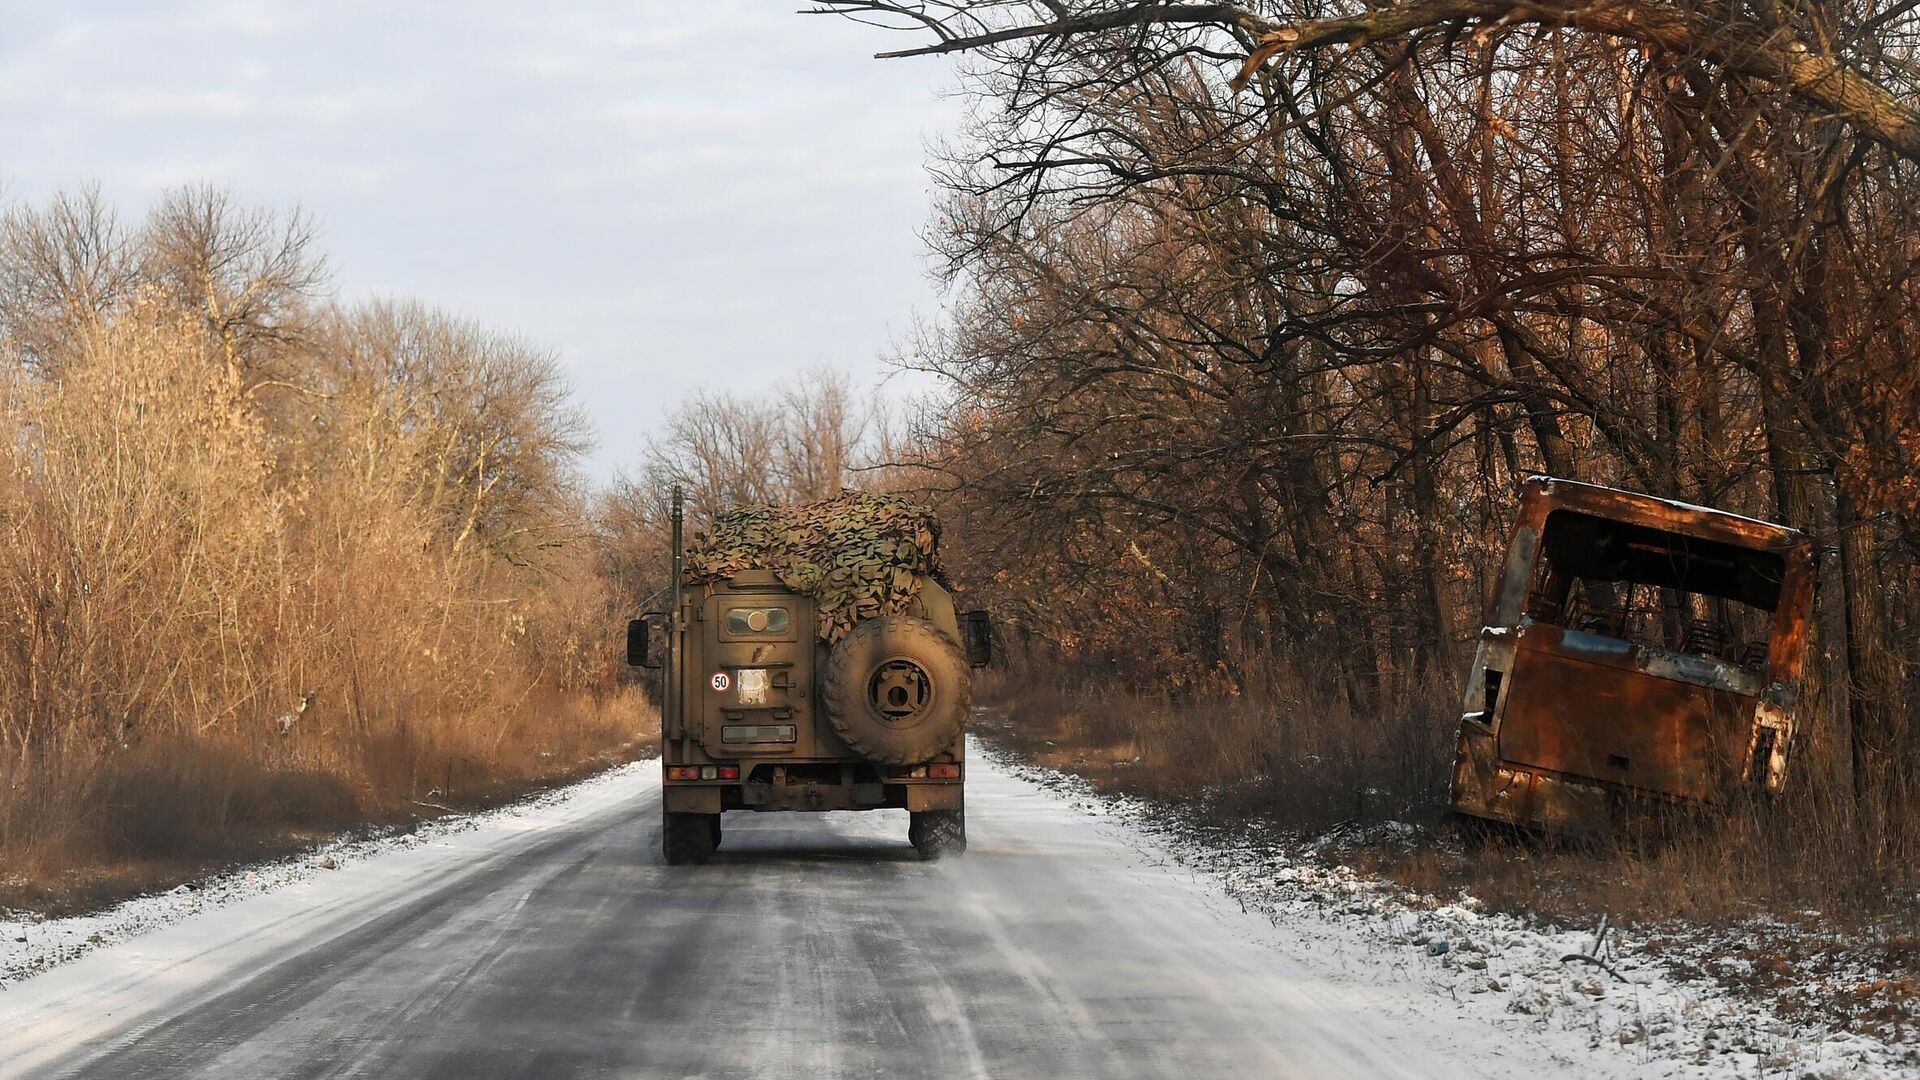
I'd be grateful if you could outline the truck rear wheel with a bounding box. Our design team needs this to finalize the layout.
[824,615,971,765]
[909,808,966,860]
[663,809,717,865]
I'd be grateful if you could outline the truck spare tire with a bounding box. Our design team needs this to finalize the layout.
[823,615,970,764]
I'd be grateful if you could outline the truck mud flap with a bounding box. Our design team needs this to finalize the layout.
[663,786,723,814]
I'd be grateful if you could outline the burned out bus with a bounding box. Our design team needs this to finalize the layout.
[1451,478,1817,834]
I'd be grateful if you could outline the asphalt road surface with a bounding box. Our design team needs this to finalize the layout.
[4,751,1555,1080]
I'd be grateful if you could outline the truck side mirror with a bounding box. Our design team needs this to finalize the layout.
[961,609,993,668]
[626,617,661,669]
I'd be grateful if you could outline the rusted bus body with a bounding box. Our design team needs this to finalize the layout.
[1451,477,1817,834]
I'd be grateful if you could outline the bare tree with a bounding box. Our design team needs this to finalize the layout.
[818,0,1920,809]
[642,388,789,526]
[813,0,1920,161]
[605,366,894,619]
[0,188,637,881]
[779,365,870,500]
[141,184,328,379]
[321,300,593,561]
[0,185,136,373]
[633,365,886,526]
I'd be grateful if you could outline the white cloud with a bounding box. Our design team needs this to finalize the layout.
[0,1,965,478]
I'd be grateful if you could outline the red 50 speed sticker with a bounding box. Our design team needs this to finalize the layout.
[710,671,731,692]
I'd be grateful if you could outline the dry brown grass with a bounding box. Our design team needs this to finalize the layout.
[0,687,652,916]
[977,646,1455,829]
[0,192,653,915]
[979,645,1919,934]
[979,645,1918,1042]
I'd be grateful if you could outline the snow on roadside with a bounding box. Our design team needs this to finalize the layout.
[979,744,1911,1080]
[0,761,650,988]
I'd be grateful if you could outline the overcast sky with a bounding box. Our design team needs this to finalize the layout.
[0,3,964,479]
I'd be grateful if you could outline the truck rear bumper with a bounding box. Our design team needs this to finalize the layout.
[662,780,962,814]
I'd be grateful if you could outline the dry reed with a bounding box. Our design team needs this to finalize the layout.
[0,230,650,913]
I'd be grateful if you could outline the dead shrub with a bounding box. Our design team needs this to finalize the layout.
[0,189,653,913]
[983,642,1919,931]
[979,641,1456,829]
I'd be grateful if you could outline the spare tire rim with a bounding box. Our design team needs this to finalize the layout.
[868,658,934,726]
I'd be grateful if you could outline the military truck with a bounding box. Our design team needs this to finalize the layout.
[626,489,992,864]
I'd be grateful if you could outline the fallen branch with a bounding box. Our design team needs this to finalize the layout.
[1560,951,1631,982]
[1560,912,1631,982]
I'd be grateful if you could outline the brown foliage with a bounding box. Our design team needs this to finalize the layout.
[980,644,1455,826]
[827,1,1920,906]
[0,188,648,912]
[983,649,1918,929]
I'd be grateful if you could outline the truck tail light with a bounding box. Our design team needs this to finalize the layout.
[928,763,961,779]
[666,765,740,782]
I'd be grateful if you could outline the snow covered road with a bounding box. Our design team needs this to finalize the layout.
[0,749,1828,1079]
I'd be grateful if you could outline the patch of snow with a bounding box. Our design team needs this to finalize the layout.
[0,761,649,988]
[978,743,1910,1080]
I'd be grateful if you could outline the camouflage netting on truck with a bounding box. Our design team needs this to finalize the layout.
[684,492,942,644]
